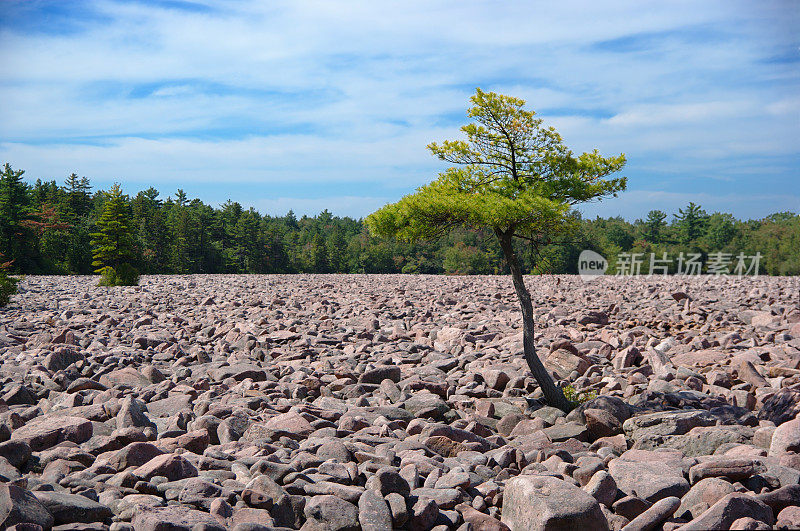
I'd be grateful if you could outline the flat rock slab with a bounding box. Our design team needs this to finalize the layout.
[10,416,93,451]
[132,504,226,531]
[501,475,608,531]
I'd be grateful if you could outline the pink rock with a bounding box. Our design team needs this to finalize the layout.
[769,418,800,456]
[263,412,315,437]
[10,416,92,452]
[132,504,224,531]
[133,453,198,481]
[777,506,800,529]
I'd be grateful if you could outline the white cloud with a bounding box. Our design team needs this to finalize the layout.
[0,0,797,218]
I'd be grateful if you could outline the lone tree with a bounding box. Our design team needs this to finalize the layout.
[367,89,626,411]
[91,183,139,286]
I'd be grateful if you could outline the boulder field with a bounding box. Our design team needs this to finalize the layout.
[0,273,798,530]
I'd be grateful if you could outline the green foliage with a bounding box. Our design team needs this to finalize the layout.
[0,160,798,278]
[562,384,598,405]
[368,88,626,243]
[674,202,709,244]
[97,264,140,287]
[0,271,18,307]
[91,183,138,285]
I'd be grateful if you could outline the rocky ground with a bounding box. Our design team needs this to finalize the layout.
[0,273,799,531]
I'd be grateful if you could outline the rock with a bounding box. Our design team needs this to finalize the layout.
[131,505,226,531]
[357,489,392,531]
[755,484,800,514]
[622,410,716,441]
[583,470,618,507]
[0,440,31,469]
[730,516,772,530]
[0,484,54,530]
[368,467,410,497]
[44,349,84,372]
[32,491,112,525]
[688,458,757,483]
[501,475,609,531]
[456,503,510,531]
[620,496,679,531]
[99,367,151,389]
[317,440,352,463]
[359,366,401,384]
[11,416,92,451]
[608,450,689,503]
[404,393,451,420]
[410,498,438,531]
[676,477,736,520]
[304,495,359,531]
[634,425,753,457]
[584,408,623,438]
[769,417,800,456]
[2,385,36,406]
[178,478,223,510]
[116,397,155,431]
[677,493,774,530]
[385,493,408,528]
[132,453,198,481]
[482,369,511,391]
[545,349,591,379]
[264,412,315,437]
[612,496,651,521]
[777,506,800,529]
[409,488,462,510]
[107,442,164,470]
[759,389,800,426]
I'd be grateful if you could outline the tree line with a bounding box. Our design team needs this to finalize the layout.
[1,163,798,277]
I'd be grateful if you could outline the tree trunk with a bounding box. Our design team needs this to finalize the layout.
[498,231,572,412]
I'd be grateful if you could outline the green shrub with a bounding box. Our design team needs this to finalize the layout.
[563,384,598,406]
[98,263,139,286]
[0,272,18,306]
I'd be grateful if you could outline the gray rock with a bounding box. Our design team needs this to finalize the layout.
[358,489,392,531]
[304,495,359,531]
[501,475,609,531]
[0,484,54,530]
[32,491,112,525]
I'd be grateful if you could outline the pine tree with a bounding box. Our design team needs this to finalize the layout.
[90,184,138,285]
[368,89,626,411]
[0,164,34,271]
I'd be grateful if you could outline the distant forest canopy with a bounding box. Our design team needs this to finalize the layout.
[1,164,799,276]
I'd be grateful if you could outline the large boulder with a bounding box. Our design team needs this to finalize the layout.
[678,493,774,530]
[11,416,92,451]
[769,417,800,456]
[501,475,608,531]
[132,504,226,531]
[0,484,54,530]
[608,450,690,503]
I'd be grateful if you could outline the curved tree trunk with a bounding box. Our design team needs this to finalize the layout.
[498,231,572,412]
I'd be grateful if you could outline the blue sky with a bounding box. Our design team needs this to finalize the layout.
[1,0,798,220]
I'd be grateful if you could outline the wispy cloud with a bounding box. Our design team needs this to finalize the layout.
[0,0,797,220]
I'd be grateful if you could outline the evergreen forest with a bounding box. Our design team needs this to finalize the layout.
[1,164,798,277]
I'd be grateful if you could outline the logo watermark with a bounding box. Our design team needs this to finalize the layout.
[578,250,761,278]
[578,250,608,282]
